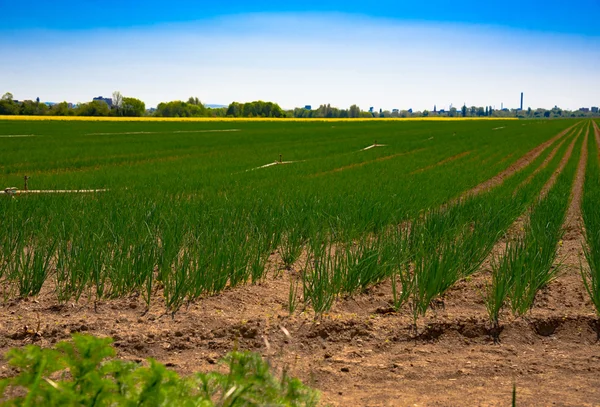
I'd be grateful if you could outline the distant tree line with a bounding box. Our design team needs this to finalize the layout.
[1,91,598,119]
[0,91,146,117]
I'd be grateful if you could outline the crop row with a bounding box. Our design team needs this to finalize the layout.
[485,124,585,331]
[299,123,582,320]
[581,121,600,317]
[0,120,584,319]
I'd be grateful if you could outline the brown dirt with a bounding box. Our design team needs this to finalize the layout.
[464,123,578,198]
[1,243,599,406]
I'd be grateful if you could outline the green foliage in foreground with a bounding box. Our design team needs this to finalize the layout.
[0,334,319,407]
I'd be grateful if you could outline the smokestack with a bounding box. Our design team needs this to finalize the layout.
[520,92,523,110]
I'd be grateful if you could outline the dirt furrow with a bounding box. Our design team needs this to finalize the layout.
[560,125,588,242]
[538,126,581,199]
[517,135,568,191]
[464,122,578,198]
[2,263,598,407]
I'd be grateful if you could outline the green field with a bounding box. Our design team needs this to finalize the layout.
[1,118,597,324]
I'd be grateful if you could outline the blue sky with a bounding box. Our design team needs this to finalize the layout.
[1,1,599,110]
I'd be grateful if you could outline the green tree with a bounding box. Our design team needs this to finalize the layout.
[187,96,202,105]
[0,92,19,115]
[226,102,241,117]
[461,105,467,117]
[349,104,360,118]
[77,100,111,116]
[50,102,74,116]
[21,100,48,115]
[122,97,145,117]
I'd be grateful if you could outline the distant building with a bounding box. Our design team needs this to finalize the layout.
[392,109,399,114]
[304,105,311,110]
[592,107,599,113]
[579,107,590,113]
[93,96,113,107]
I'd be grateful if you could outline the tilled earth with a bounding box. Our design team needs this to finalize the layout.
[0,247,598,406]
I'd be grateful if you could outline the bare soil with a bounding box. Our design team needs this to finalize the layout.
[1,246,599,407]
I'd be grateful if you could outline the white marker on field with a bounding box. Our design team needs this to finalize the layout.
[1,188,109,196]
[247,159,305,172]
[361,142,387,151]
